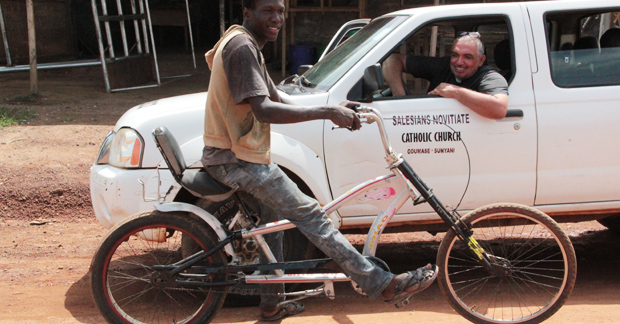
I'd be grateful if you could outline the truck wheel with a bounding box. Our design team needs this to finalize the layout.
[188,197,315,306]
[598,214,620,234]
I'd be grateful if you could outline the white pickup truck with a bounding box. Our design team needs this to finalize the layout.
[91,0,620,272]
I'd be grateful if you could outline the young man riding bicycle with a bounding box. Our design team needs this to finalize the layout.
[202,0,437,320]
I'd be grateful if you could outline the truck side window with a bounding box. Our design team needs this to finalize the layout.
[380,16,512,98]
[547,9,620,87]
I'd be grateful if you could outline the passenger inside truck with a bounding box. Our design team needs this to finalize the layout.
[379,16,513,97]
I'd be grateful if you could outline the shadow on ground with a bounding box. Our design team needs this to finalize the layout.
[64,226,620,322]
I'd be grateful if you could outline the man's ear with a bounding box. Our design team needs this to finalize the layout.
[243,7,250,21]
[479,54,487,67]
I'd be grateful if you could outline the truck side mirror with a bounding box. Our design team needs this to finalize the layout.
[297,64,312,75]
[346,64,386,102]
[363,63,385,101]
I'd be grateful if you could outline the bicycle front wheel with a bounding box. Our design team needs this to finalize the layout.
[437,203,577,324]
[91,210,228,324]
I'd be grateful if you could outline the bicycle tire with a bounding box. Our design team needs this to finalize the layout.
[437,203,577,324]
[91,210,228,324]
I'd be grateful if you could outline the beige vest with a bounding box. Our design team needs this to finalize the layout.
[203,26,270,164]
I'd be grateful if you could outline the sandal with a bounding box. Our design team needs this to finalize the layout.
[385,264,438,308]
[260,301,305,322]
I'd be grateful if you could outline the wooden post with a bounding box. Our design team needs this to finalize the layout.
[359,0,366,18]
[220,0,225,37]
[429,0,440,57]
[26,0,37,94]
[290,0,297,46]
[290,12,294,47]
[281,18,286,78]
[0,3,13,66]
[281,0,288,78]
[229,0,234,32]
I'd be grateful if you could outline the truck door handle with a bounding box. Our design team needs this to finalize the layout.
[505,109,523,118]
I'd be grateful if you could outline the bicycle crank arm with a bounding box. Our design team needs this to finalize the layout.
[276,283,333,307]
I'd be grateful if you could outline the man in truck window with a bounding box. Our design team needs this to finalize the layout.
[600,28,620,48]
[383,33,509,120]
[202,0,437,321]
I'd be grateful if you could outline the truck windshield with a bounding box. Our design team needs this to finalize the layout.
[302,16,408,91]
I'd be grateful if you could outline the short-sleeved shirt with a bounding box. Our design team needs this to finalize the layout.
[405,55,508,96]
[202,34,279,166]
[224,35,280,105]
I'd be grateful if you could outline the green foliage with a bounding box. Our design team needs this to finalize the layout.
[5,93,39,103]
[0,107,37,129]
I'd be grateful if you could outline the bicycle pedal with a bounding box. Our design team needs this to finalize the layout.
[394,295,413,309]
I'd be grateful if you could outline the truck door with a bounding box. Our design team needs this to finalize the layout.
[323,8,537,225]
[528,3,620,206]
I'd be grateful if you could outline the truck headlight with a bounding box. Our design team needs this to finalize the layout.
[97,128,144,168]
[95,131,113,165]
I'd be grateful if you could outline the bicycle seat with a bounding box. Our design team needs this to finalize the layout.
[152,126,234,202]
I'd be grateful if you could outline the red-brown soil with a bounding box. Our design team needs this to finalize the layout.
[1,58,619,323]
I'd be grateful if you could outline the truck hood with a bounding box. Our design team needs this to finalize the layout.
[113,89,330,169]
[115,92,208,168]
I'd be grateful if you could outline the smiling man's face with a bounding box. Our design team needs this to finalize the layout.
[243,0,285,48]
[450,40,485,81]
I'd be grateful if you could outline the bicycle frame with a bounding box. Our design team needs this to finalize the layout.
[93,107,577,324]
[153,107,495,294]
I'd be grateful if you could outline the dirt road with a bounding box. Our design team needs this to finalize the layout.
[1,61,620,323]
[1,217,619,324]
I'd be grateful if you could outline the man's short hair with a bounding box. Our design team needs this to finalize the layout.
[600,28,620,48]
[454,34,485,58]
[243,0,258,10]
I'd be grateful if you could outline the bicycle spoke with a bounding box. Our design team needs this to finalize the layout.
[114,283,156,308]
[447,264,485,276]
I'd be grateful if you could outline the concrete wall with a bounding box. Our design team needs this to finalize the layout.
[289,0,531,57]
[0,0,75,65]
[0,0,535,67]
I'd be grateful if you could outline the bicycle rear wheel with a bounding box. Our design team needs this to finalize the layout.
[437,203,577,324]
[91,210,228,324]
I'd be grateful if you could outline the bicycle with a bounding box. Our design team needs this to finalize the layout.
[90,107,577,324]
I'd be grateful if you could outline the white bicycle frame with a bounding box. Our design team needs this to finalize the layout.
[231,108,422,298]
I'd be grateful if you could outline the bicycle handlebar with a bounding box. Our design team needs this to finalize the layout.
[359,107,395,160]
[351,106,402,167]
[332,106,401,167]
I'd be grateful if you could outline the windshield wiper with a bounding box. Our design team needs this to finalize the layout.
[277,74,315,94]
[279,74,298,86]
[300,76,313,87]
[278,74,312,92]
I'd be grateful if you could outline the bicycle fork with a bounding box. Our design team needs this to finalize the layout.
[397,160,500,275]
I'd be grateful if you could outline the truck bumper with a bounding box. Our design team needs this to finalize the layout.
[90,164,165,229]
